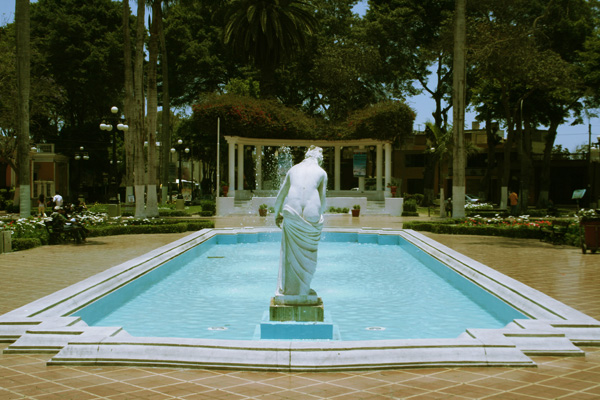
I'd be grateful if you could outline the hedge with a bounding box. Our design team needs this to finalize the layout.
[87,220,214,237]
[12,238,43,251]
[402,221,543,239]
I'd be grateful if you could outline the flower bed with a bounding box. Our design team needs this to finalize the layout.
[403,216,577,242]
[0,213,214,252]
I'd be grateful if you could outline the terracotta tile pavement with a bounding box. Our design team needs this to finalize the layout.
[1,215,600,399]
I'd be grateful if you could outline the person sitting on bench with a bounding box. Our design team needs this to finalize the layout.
[50,206,86,244]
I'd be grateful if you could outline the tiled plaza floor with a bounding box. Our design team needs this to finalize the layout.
[1,215,599,399]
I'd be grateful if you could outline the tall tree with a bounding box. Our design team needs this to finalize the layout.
[223,0,317,98]
[470,0,594,210]
[365,0,455,205]
[15,0,31,217]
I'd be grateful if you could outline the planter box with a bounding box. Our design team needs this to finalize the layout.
[581,219,600,254]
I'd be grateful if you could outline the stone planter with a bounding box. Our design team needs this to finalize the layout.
[0,231,11,254]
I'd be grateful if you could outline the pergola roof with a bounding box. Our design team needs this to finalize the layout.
[224,136,391,147]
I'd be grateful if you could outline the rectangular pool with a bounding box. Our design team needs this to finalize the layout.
[73,231,526,341]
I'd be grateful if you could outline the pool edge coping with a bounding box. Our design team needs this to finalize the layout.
[1,227,599,371]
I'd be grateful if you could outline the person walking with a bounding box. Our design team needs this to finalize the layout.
[509,190,519,216]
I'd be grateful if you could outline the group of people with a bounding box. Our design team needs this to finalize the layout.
[39,192,89,244]
[38,192,87,217]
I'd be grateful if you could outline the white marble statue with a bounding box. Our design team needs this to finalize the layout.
[273,146,327,299]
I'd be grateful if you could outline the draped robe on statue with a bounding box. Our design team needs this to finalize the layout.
[276,204,324,296]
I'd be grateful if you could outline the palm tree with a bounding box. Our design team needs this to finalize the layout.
[146,0,161,217]
[15,0,31,218]
[224,0,317,98]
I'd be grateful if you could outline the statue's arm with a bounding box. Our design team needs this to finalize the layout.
[318,172,327,216]
[273,172,291,226]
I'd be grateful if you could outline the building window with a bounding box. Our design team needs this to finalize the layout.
[405,154,425,167]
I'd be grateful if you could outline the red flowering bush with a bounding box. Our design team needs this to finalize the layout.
[191,94,318,140]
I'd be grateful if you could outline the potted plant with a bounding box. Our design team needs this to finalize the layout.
[258,204,268,217]
[351,204,361,217]
[387,182,397,197]
[221,181,229,197]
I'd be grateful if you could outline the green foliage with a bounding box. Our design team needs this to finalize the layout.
[327,206,349,214]
[402,193,425,206]
[345,101,415,142]
[225,77,260,98]
[12,238,43,251]
[158,210,188,217]
[223,0,317,97]
[352,204,360,210]
[403,199,418,212]
[199,200,216,215]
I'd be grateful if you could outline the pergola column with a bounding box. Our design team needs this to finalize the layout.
[228,140,235,197]
[255,144,262,190]
[385,143,392,195]
[334,145,341,191]
[376,144,383,191]
[358,145,365,191]
[237,143,244,191]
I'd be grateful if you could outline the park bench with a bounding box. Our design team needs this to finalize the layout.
[540,219,571,245]
[44,221,82,244]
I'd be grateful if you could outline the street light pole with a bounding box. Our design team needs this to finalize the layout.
[100,106,128,202]
[74,146,89,196]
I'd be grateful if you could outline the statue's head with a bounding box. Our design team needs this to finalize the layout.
[305,145,323,166]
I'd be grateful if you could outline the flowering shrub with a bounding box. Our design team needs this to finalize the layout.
[465,202,494,211]
[191,94,318,140]
[0,217,47,239]
[459,216,552,229]
[576,208,598,221]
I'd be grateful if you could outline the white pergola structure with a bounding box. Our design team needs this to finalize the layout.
[223,136,394,198]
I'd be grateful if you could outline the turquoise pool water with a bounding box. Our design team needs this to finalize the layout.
[74,232,526,341]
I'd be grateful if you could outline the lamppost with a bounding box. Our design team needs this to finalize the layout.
[591,134,600,208]
[99,106,128,202]
[170,139,191,198]
[74,146,89,196]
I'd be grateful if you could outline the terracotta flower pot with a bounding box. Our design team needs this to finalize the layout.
[351,209,360,217]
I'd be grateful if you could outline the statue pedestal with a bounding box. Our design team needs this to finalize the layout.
[269,297,324,322]
[260,295,334,340]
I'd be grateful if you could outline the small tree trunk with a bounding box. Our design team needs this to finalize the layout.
[452,0,466,218]
[537,119,559,208]
[157,5,171,204]
[16,0,31,218]
[145,2,160,218]
[133,0,146,217]
[122,0,135,200]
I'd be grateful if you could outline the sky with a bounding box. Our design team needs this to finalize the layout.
[1,0,597,151]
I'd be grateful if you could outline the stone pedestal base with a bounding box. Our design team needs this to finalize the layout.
[260,319,334,340]
[269,297,324,322]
